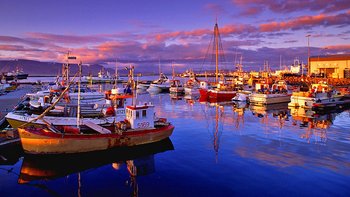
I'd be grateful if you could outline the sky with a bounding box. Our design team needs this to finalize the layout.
[0,0,349,72]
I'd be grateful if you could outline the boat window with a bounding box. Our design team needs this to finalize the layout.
[136,111,139,119]
[142,110,147,117]
[117,99,124,108]
[126,109,131,118]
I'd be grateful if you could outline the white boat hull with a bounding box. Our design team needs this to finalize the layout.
[184,87,200,95]
[147,83,170,93]
[249,93,291,105]
[288,94,343,108]
[5,112,121,129]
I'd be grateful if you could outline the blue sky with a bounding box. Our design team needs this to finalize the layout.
[0,0,349,72]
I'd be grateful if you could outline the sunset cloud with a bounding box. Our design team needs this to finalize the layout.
[0,7,349,70]
[259,12,350,32]
[232,0,350,16]
[0,44,43,52]
[324,44,350,50]
[204,3,227,16]
[26,32,111,45]
[0,36,45,47]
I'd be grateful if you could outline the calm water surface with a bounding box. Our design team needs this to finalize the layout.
[1,82,350,196]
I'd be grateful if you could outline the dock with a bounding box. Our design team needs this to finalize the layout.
[0,129,20,149]
[0,86,31,149]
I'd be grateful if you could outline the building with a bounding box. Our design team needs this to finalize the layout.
[309,54,350,78]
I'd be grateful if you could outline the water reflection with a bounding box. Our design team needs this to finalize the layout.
[232,102,247,129]
[250,103,290,129]
[289,107,332,144]
[0,144,23,166]
[18,138,174,196]
[199,101,237,162]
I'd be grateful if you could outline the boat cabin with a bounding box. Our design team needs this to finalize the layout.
[126,103,155,129]
[310,81,332,93]
[255,82,269,92]
[200,81,212,90]
[271,80,288,93]
[104,94,133,120]
[170,79,182,87]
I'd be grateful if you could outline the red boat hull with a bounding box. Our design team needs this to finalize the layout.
[18,124,174,154]
[200,88,236,103]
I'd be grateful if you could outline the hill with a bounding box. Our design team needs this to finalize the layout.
[0,59,119,76]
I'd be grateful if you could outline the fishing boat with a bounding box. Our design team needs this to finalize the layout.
[231,91,251,102]
[26,55,105,109]
[7,66,133,129]
[288,81,343,108]
[18,101,174,154]
[136,81,152,90]
[3,67,28,81]
[146,60,171,93]
[169,65,184,94]
[17,59,174,154]
[205,81,238,102]
[85,68,114,83]
[169,79,184,94]
[18,138,173,184]
[199,22,237,102]
[0,83,10,94]
[249,80,292,105]
[26,86,105,109]
[184,72,201,95]
[147,72,170,93]
[0,81,18,94]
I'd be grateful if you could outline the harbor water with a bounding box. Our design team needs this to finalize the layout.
[0,80,350,196]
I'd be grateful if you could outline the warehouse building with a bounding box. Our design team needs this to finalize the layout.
[309,54,350,78]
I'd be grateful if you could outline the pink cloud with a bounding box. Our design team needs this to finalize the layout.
[127,19,160,29]
[26,32,111,44]
[324,44,350,50]
[204,3,226,16]
[232,0,350,15]
[0,44,42,52]
[0,10,348,65]
[240,6,263,16]
[0,36,45,47]
[259,12,350,32]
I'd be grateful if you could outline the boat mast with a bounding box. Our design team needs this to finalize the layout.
[114,59,118,88]
[64,51,77,86]
[214,21,219,83]
[239,55,243,73]
[65,52,70,84]
[279,55,282,70]
[128,65,136,107]
[77,61,82,130]
[158,58,161,77]
[172,62,175,80]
